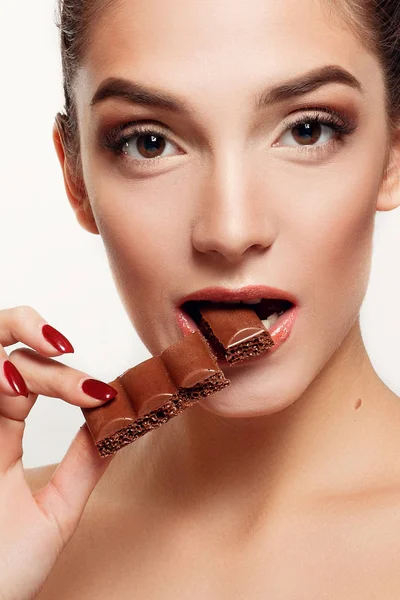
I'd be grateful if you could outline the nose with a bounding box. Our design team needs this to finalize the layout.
[192,158,275,264]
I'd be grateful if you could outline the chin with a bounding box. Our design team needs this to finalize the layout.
[194,374,304,419]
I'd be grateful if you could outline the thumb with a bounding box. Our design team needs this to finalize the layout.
[33,424,114,546]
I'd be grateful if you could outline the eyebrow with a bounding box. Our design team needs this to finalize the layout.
[90,64,364,113]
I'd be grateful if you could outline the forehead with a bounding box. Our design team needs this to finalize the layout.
[75,0,379,112]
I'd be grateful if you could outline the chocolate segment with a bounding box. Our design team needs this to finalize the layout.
[119,357,177,418]
[195,304,274,364]
[161,331,230,402]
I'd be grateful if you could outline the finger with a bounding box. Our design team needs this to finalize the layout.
[8,348,117,409]
[0,415,25,472]
[0,351,30,398]
[33,423,114,547]
[0,346,116,471]
[0,305,74,356]
[0,349,37,470]
[0,305,75,399]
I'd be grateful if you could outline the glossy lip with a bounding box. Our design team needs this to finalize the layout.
[176,285,299,308]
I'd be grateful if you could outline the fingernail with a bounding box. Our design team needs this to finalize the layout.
[42,324,74,354]
[82,379,118,402]
[3,361,29,397]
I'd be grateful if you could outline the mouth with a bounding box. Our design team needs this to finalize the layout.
[182,298,293,332]
[176,286,298,339]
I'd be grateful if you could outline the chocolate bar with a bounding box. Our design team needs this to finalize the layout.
[191,304,274,364]
[82,308,274,457]
[82,332,229,457]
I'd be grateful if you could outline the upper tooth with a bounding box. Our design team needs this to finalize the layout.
[241,299,262,304]
[262,312,279,330]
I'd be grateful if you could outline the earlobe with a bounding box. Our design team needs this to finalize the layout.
[376,131,400,212]
[52,115,99,235]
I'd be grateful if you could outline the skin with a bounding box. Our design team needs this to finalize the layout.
[47,0,400,595]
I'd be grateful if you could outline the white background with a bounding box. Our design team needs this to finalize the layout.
[0,1,399,468]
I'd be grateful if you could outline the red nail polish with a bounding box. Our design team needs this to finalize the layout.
[3,361,29,397]
[82,379,118,401]
[42,324,74,354]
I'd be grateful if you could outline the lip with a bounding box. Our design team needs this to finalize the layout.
[176,285,299,308]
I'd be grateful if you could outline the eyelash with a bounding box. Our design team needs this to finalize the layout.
[280,107,357,153]
[101,106,357,167]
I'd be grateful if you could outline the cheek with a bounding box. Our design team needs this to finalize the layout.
[284,157,382,338]
[85,173,191,334]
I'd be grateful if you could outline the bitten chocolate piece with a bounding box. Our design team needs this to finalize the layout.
[82,333,230,458]
[161,330,230,402]
[194,304,274,365]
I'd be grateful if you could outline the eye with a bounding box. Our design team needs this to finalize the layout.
[122,131,178,160]
[273,108,357,151]
[278,120,334,147]
[102,121,184,165]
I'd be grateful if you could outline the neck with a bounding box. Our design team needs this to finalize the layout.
[108,317,398,520]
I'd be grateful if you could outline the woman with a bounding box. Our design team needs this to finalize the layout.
[1,0,400,597]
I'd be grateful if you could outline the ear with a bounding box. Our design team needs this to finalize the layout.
[376,128,400,212]
[53,114,99,235]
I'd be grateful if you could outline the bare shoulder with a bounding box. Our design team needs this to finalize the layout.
[24,462,59,492]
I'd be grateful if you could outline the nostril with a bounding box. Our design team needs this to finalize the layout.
[192,220,271,264]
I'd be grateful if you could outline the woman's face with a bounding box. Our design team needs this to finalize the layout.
[71,0,390,416]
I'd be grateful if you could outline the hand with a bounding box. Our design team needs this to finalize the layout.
[0,306,116,600]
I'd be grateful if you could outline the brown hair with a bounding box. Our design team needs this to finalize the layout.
[55,0,400,181]
[324,0,400,141]
[54,0,116,182]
